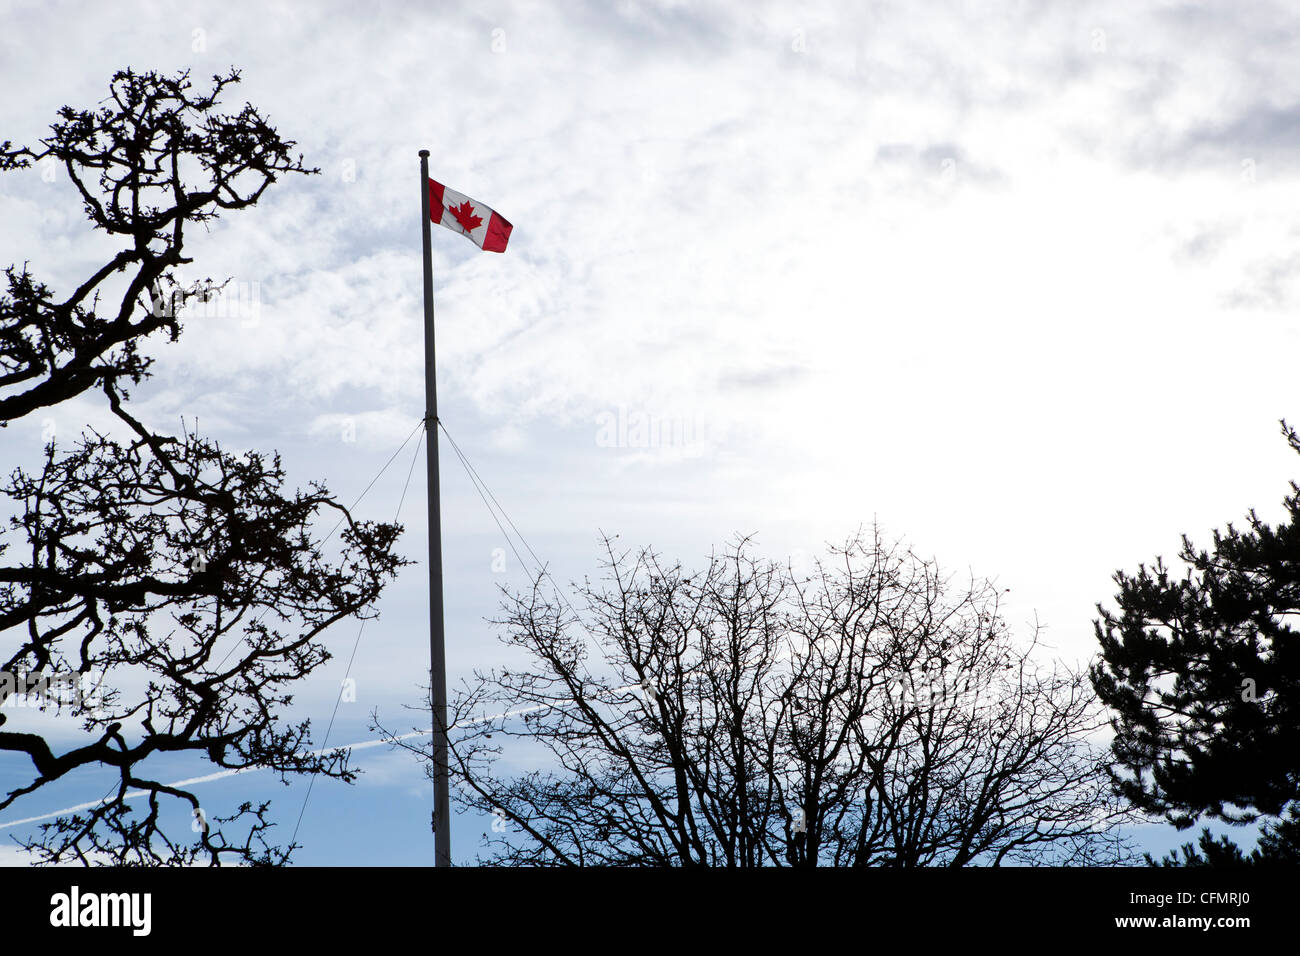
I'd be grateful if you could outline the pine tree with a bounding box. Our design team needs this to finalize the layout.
[1092,422,1300,862]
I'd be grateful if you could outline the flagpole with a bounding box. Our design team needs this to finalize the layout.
[418,148,452,867]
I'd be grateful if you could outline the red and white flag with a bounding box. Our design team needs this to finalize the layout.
[428,179,512,253]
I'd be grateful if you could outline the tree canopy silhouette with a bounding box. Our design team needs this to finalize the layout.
[1091,421,1300,863]
[0,68,405,865]
[379,528,1130,866]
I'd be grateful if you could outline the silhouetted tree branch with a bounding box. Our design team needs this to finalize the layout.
[1091,420,1300,862]
[379,527,1131,866]
[0,67,313,422]
[0,68,405,865]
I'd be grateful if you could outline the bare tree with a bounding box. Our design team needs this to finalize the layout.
[379,528,1130,866]
[0,68,406,865]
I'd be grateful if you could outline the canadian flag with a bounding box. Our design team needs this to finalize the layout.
[428,179,512,253]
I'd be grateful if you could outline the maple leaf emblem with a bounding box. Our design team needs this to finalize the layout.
[448,200,483,233]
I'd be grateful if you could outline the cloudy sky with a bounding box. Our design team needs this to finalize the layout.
[2,0,1298,864]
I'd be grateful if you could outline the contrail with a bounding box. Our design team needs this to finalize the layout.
[0,731,433,832]
[0,686,639,832]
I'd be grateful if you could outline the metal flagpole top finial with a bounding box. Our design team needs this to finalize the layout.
[419,149,429,158]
